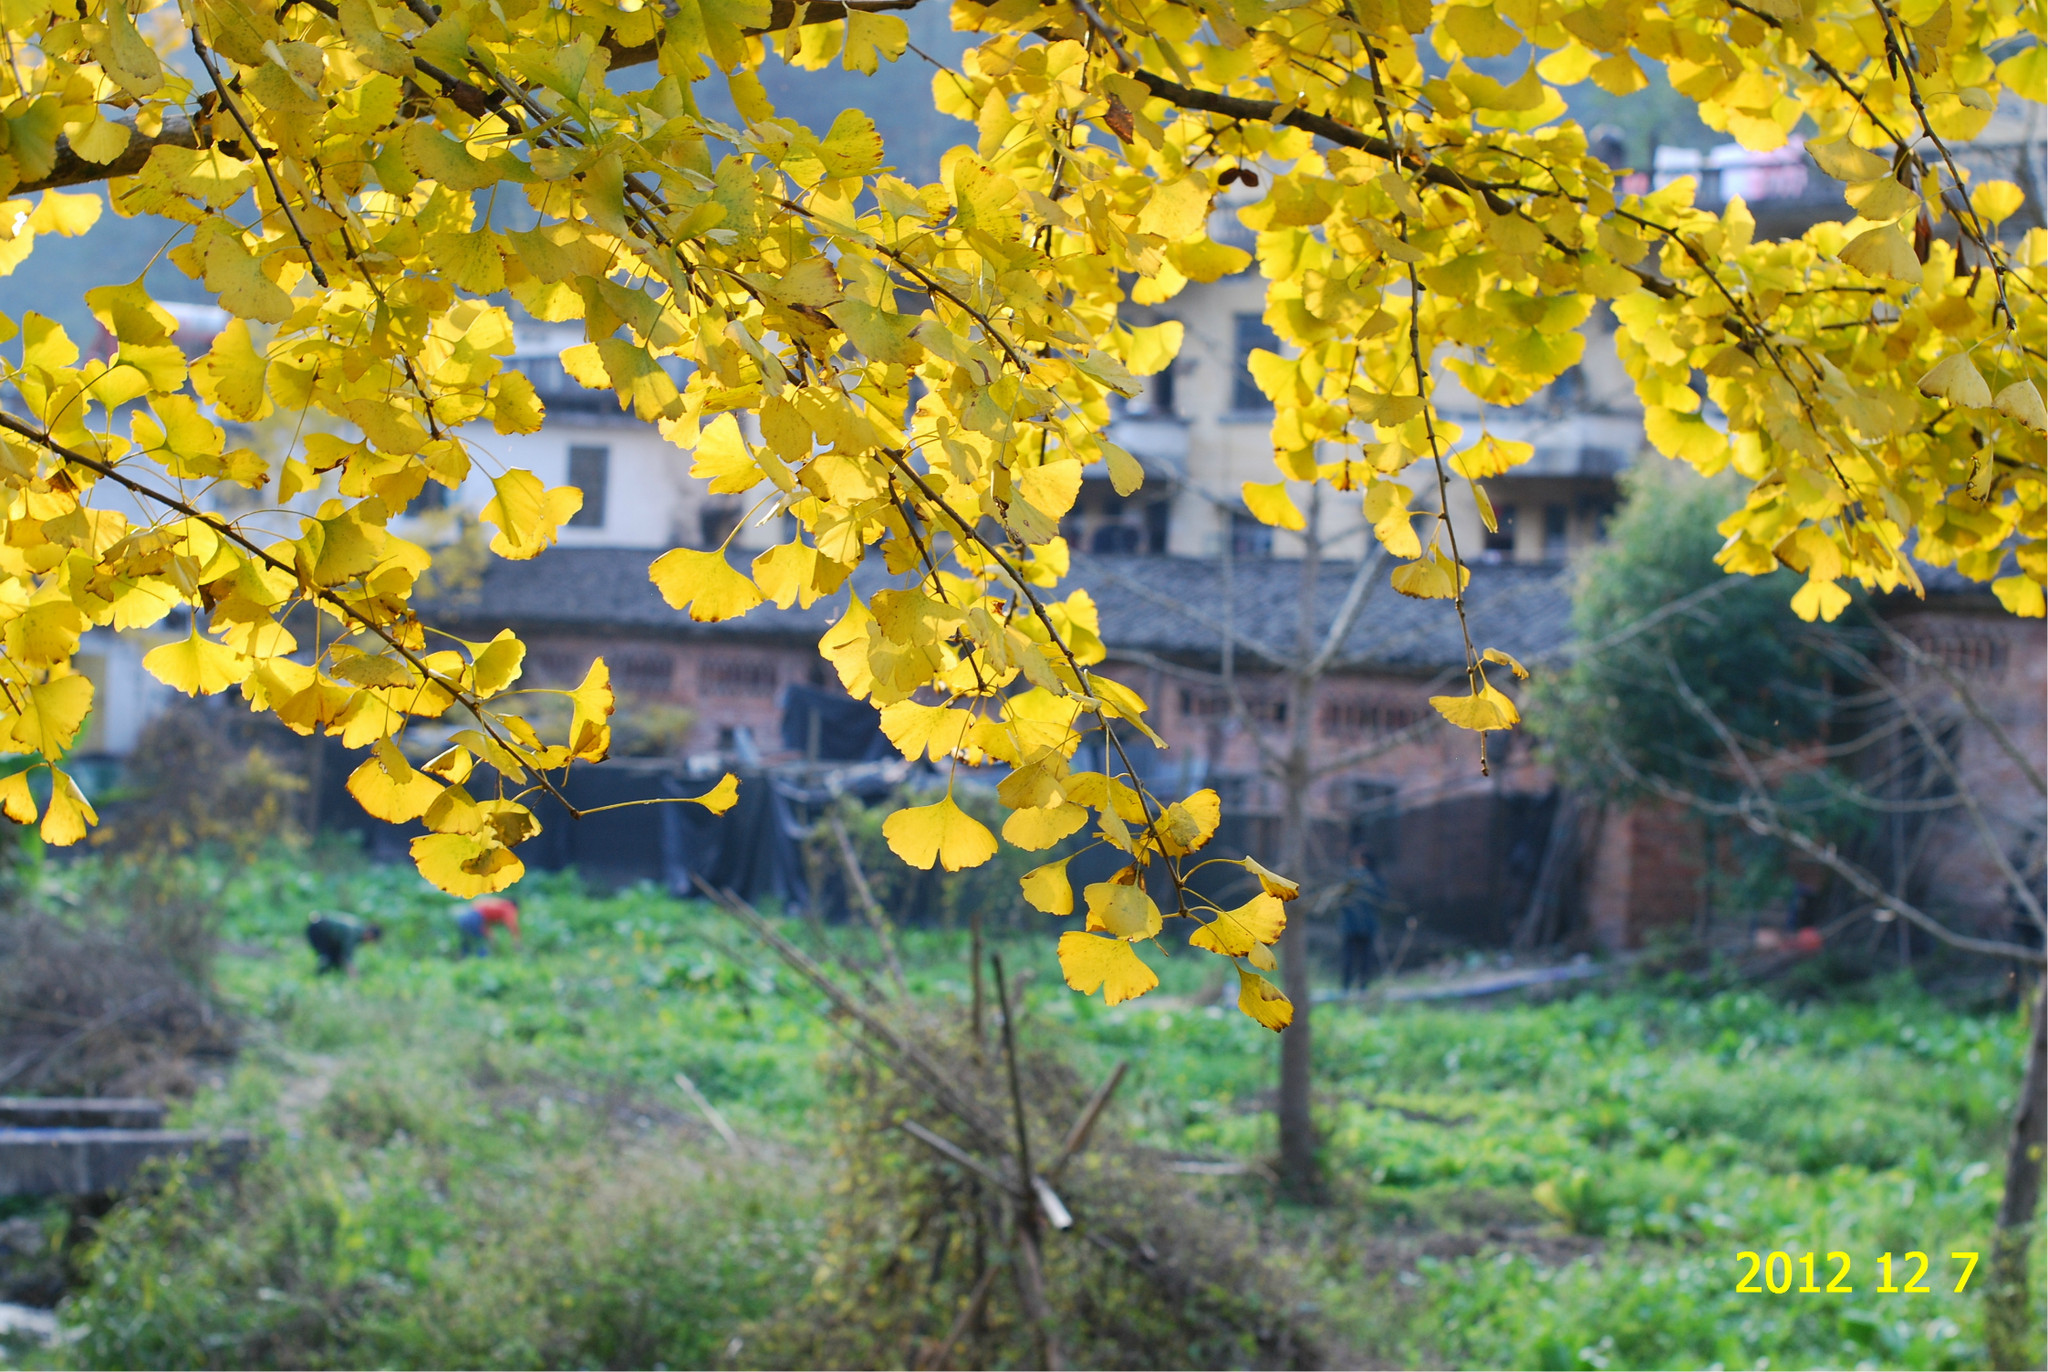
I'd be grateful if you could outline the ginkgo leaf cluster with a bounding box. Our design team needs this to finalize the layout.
[0,0,2031,1029]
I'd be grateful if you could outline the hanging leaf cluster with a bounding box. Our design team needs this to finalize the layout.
[0,0,2035,1025]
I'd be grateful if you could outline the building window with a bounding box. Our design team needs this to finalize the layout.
[700,504,742,548]
[567,446,608,528]
[1231,313,1279,413]
[614,650,677,697]
[699,657,779,697]
[1320,697,1421,736]
[1483,503,1517,560]
[1543,503,1568,559]
[1230,511,1272,559]
[1179,688,1284,724]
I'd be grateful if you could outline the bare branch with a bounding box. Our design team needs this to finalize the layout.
[1605,743,2046,966]
[1867,613,2045,798]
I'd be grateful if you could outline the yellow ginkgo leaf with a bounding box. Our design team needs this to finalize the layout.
[1002,801,1089,851]
[1083,880,1162,940]
[346,737,442,823]
[1020,856,1075,915]
[1482,647,1530,680]
[685,772,740,813]
[1057,931,1159,1006]
[568,658,614,763]
[1449,434,1534,479]
[1241,856,1299,901]
[39,767,96,846]
[1919,354,1993,409]
[29,191,103,237]
[1970,181,2026,226]
[481,470,583,560]
[1992,381,2047,434]
[1991,575,2045,618]
[1236,968,1294,1032]
[1241,481,1306,531]
[1837,222,1922,283]
[1154,788,1220,855]
[410,831,524,897]
[1790,579,1852,623]
[752,542,823,609]
[469,630,526,697]
[883,794,998,872]
[1807,140,1888,182]
[144,632,251,696]
[12,675,93,758]
[1390,549,1468,600]
[648,547,765,623]
[1188,893,1289,956]
[0,770,35,825]
[1430,683,1523,731]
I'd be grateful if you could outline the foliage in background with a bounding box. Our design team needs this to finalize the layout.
[1531,466,1842,803]
[89,705,308,862]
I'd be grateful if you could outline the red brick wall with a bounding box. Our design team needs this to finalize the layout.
[518,633,821,754]
[1585,800,1706,951]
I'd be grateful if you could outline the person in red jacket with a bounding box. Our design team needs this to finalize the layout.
[455,896,520,957]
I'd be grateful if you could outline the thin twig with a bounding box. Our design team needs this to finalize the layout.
[190,37,330,288]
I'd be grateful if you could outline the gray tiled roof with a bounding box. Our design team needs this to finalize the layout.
[428,546,1576,674]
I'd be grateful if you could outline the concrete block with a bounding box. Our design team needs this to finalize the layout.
[0,1098,167,1130]
[0,1129,254,1198]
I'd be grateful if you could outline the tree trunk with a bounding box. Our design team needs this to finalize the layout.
[1987,984,2046,1370]
[1274,493,1324,1204]
[1275,750,1317,1202]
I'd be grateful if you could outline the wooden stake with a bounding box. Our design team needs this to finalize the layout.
[830,810,908,998]
[993,953,1063,1370]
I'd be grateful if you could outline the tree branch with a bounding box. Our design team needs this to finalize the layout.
[13,112,206,195]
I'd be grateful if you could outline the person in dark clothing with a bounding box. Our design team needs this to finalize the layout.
[307,912,382,976]
[1338,850,1387,990]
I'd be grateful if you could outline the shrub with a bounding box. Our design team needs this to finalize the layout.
[746,1008,1318,1370]
[61,1124,815,1369]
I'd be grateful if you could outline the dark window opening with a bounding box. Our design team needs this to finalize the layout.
[1576,494,1617,541]
[1230,511,1273,559]
[1145,500,1171,553]
[567,446,608,528]
[1091,523,1141,555]
[1231,313,1279,413]
[1483,503,1517,559]
[699,504,742,548]
[1180,688,1284,724]
[1543,503,1568,559]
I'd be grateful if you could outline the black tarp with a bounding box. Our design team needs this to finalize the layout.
[779,683,891,762]
[316,740,810,906]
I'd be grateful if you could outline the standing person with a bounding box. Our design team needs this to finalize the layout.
[1338,850,1387,991]
[307,912,382,976]
[455,895,521,957]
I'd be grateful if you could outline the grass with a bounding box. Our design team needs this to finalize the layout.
[8,846,2038,1370]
